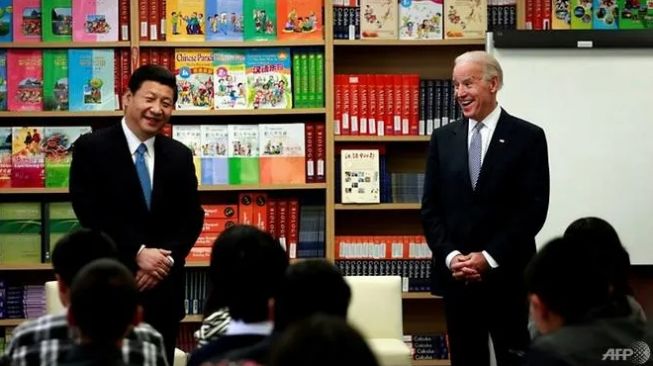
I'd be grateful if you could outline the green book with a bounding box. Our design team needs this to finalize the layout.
[617,0,653,28]
[244,0,277,41]
[0,202,42,264]
[42,49,69,111]
[227,125,260,184]
[307,52,318,108]
[570,0,593,29]
[300,53,310,108]
[315,51,324,108]
[41,0,72,42]
[45,201,80,262]
[44,126,91,187]
[292,52,303,108]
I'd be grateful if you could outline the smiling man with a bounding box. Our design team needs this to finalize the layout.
[70,64,204,363]
[420,51,550,366]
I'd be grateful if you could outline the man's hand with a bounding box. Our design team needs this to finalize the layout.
[136,269,160,291]
[451,252,489,282]
[136,247,173,280]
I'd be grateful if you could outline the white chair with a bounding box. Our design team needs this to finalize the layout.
[45,281,188,366]
[345,276,412,366]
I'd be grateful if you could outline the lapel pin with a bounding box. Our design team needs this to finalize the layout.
[499,139,505,143]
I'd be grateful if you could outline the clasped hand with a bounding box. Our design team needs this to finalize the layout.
[136,248,172,291]
[450,252,488,282]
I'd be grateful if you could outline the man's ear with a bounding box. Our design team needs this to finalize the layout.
[122,91,132,110]
[488,76,499,94]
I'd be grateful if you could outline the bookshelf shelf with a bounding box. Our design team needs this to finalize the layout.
[0,188,69,194]
[198,183,327,192]
[402,292,442,300]
[0,111,123,118]
[181,315,203,323]
[185,262,209,268]
[411,360,451,366]
[335,136,431,142]
[334,39,484,47]
[0,318,26,327]
[335,203,420,210]
[0,42,131,49]
[173,108,326,116]
[0,263,53,270]
[140,40,326,48]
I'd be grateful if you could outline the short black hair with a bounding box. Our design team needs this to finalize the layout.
[273,259,351,332]
[69,258,138,345]
[51,228,119,285]
[269,314,379,366]
[205,225,289,322]
[128,64,178,104]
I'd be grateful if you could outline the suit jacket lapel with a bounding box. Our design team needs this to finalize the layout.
[476,109,514,191]
[452,119,475,192]
[151,137,168,212]
[109,124,150,213]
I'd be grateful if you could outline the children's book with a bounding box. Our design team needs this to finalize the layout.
[259,123,306,184]
[552,0,572,28]
[72,0,119,42]
[68,49,116,111]
[0,50,6,111]
[227,124,259,184]
[175,48,215,110]
[42,50,69,111]
[0,203,42,265]
[42,0,72,42]
[200,124,229,185]
[45,202,80,262]
[7,49,43,111]
[213,49,247,110]
[618,0,653,28]
[0,0,13,42]
[443,0,488,38]
[244,0,277,41]
[399,0,443,39]
[206,0,244,41]
[11,126,45,188]
[570,0,593,28]
[43,126,91,187]
[167,0,206,41]
[13,0,41,42]
[172,124,202,182]
[245,48,292,109]
[340,149,380,203]
[0,127,10,188]
[360,0,399,39]
[593,0,618,28]
[277,0,323,40]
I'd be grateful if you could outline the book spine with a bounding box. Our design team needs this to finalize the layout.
[139,0,149,40]
[120,0,130,41]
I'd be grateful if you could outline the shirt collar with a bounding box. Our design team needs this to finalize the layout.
[224,319,273,336]
[121,118,155,156]
[468,104,501,133]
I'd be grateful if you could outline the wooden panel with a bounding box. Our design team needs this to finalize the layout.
[403,297,447,334]
[336,210,424,236]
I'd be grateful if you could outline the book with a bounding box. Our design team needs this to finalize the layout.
[0,0,13,42]
[244,0,277,41]
[277,0,323,40]
[43,126,91,187]
[443,0,488,38]
[175,48,215,110]
[0,203,42,265]
[552,0,572,28]
[206,0,244,41]
[72,0,119,42]
[245,48,292,109]
[227,125,259,184]
[213,49,247,110]
[618,0,653,28]
[399,0,443,39]
[45,202,80,261]
[42,0,72,42]
[570,0,593,28]
[68,49,116,111]
[13,0,41,42]
[340,149,380,203]
[171,124,202,182]
[0,50,6,111]
[259,123,306,184]
[166,0,206,41]
[7,49,43,112]
[0,127,10,188]
[360,0,399,39]
[592,0,618,28]
[11,126,45,188]
[42,50,69,111]
[200,124,229,185]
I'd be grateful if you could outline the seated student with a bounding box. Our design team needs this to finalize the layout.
[216,259,352,365]
[187,225,289,366]
[61,258,142,366]
[525,235,652,366]
[268,314,379,366]
[1,229,167,366]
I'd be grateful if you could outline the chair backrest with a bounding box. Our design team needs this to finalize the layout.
[345,276,403,340]
[45,280,65,314]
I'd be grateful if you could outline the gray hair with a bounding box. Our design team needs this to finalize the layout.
[454,51,503,90]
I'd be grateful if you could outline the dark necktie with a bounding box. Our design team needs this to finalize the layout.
[135,143,152,209]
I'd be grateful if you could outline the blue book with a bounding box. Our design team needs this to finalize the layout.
[0,0,12,42]
[0,50,6,111]
[205,0,244,41]
[200,125,229,185]
[68,49,116,111]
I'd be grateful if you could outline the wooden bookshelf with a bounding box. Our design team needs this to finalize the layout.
[140,40,325,48]
[402,292,442,300]
[0,264,54,271]
[333,39,484,46]
[0,111,123,118]
[0,188,69,195]
[199,183,327,192]
[411,360,451,366]
[335,203,420,210]
[181,314,203,323]
[0,42,131,49]
[172,108,326,116]
[0,318,25,327]
[335,136,431,142]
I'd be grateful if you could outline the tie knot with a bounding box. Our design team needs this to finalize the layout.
[136,143,147,156]
[474,122,484,132]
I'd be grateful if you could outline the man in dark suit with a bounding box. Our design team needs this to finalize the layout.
[420,51,550,366]
[69,64,204,362]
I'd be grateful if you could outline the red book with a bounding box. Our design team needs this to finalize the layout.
[410,75,420,135]
[159,123,172,137]
[150,48,161,66]
[238,192,254,225]
[120,49,131,98]
[287,199,299,259]
[367,74,377,135]
[315,123,325,183]
[341,75,351,135]
[375,74,386,136]
[253,193,268,231]
[138,0,149,40]
[348,75,360,135]
[203,204,238,219]
[359,75,369,135]
[114,52,121,109]
[160,0,167,40]
[160,48,171,71]
[384,74,395,136]
[149,0,159,40]
[393,75,403,135]
[202,218,237,233]
[305,122,315,183]
[119,0,130,41]
[334,75,343,135]
[139,48,151,66]
[186,247,211,262]
[277,200,289,252]
[401,75,411,135]
[267,198,278,239]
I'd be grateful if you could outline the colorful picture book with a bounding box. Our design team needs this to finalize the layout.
[0,0,13,42]
[617,0,653,28]
[399,0,443,39]
[340,149,380,203]
[11,126,45,188]
[200,125,228,185]
[42,50,69,111]
[7,49,43,111]
[0,127,10,188]
[0,203,42,264]
[360,0,399,39]
[42,0,72,42]
[175,49,215,110]
[259,123,306,184]
[68,49,116,111]
[213,49,247,109]
[244,0,277,41]
[277,0,323,40]
[0,50,6,110]
[43,126,91,187]
[72,0,119,42]
[206,0,244,41]
[228,124,259,184]
[171,124,202,182]
[166,0,206,41]
[245,48,292,109]
[443,0,487,38]
[13,0,41,42]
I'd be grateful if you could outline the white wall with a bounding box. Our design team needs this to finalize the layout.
[488,44,653,264]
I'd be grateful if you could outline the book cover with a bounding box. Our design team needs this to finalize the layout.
[68,49,116,111]
[570,0,593,28]
[11,126,45,188]
[166,0,206,42]
[0,0,13,42]
[206,0,244,41]
[277,0,323,40]
[244,0,277,41]
[618,0,652,28]
[552,0,572,28]
[73,0,119,42]
[0,203,42,264]
[593,0,618,27]
[43,126,91,187]
[42,0,72,42]
[0,127,10,188]
[227,124,259,185]
[213,49,247,109]
[7,49,43,112]
[175,48,215,110]
[45,202,80,261]
[443,0,488,38]
[42,50,69,111]
[172,124,202,182]
[399,0,443,39]
[360,0,399,39]
[13,0,41,42]
[259,123,306,184]
[341,149,380,203]
[245,48,292,109]
[200,124,229,185]
[0,50,6,111]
